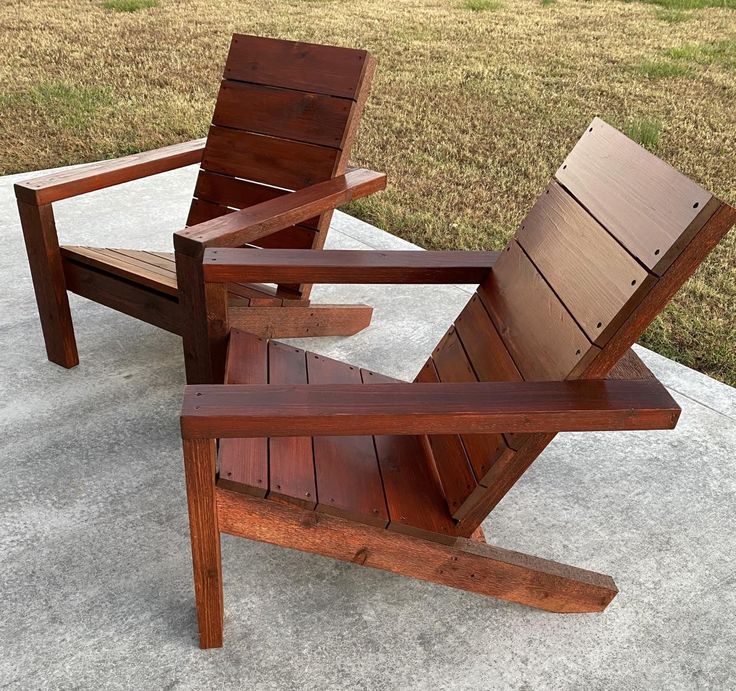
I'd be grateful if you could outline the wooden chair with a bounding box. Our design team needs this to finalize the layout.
[179,117,735,647]
[15,34,385,383]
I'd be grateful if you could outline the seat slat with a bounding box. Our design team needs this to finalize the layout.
[267,341,316,509]
[224,34,370,99]
[364,369,457,544]
[556,117,717,276]
[218,331,268,496]
[213,80,353,149]
[306,353,388,527]
[479,241,600,381]
[516,181,657,346]
[202,126,340,191]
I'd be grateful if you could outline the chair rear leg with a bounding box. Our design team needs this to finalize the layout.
[182,438,224,648]
[17,200,79,368]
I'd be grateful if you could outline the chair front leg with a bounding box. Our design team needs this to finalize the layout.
[17,199,78,368]
[182,437,224,649]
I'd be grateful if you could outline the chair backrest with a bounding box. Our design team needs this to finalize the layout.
[418,117,736,532]
[187,34,376,298]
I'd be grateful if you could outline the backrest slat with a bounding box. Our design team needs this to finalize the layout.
[556,117,717,276]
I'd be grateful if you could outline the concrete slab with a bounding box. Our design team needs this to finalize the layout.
[1,164,734,690]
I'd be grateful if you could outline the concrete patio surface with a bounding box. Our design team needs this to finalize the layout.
[1,163,735,690]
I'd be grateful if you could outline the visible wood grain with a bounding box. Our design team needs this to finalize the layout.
[366,370,457,544]
[267,341,316,509]
[63,259,181,335]
[15,138,205,206]
[224,33,370,99]
[176,169,386,256]
[216,489,618,613]
[212,80,353,148]
[516,181,657,345]
[182,438,223,649]
[556,117,718,275]
[218,331,269,497]
[187,198,232,226]
[202,249,498,284]
[17,201,79,367]
[307,353,388,527]
[182,379,681,439]
[227,304,373,338]
[479,241,600,380]
[201,126,339,191]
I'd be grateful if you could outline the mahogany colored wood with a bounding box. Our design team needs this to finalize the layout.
[479,241,600,381]
[176,169,387,256]
[227,304,373,339]
[218,331,268,497]
[202,249,498,284]
[556,117,718,276]
[182,437,224,649]
[15,138,205,206]
[307,353,388,527]
[180,378,680,439]
[267,341,316,509]
[223,33,371,99]
[212,80,353,148]
[216,489,618,613]
[516,181,657,345]
[17,201,78,367]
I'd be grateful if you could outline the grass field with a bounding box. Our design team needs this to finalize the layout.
[1,0,734,383]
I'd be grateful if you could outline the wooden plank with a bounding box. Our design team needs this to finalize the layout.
[176,168,386,255]
[218,331,269,497]
[182,438,223,649]
[516,181,657,345]
[267,341,316,509]
[201,126,339,191]
[479,241,599,381]
[188,198,232,226]
[556,117,717,275]
[181,378,681,439]
[63,259,181,335]
[212,80,353,148]
[453,293,522,383]
[217,488,619,613]
[224,34,370,99]
[17,201,78,367]
[15,138,205,206]
[252,225,317,250]
[430,328,510,484]
[366,371,458,544]
[191,171,320,230]
[227,303,372,339]
[306,353,388,527]
[202,249,497,284]
[415,360,485,520]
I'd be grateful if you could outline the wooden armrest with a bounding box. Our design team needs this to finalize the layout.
[14,138,206,206]
[181,379,680,439]
[173,168,387,257]
[201,249,499,284]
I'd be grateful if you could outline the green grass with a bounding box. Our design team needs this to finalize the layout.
[102,0,158,11]
[633,60,691,78]
[462,0,503,10]
[654,8,691,21]
[637,0,736,7]
[623,117,662,149]
[665,40,736,68]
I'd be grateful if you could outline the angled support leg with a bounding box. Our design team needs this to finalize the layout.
[17,199,79,368]
[227,303,373,339]
[183,438,224,649]
[216,489,617,614]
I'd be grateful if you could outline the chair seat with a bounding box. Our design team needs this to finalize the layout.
[59,246,288,305]
[217,329,458,543]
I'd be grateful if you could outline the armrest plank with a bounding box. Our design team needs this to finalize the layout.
[173,168,386,256]
[181,379,680,439]
[15,138,206,205]
[202,249,499,284]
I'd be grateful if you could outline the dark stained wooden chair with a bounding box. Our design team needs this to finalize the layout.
[179,118,736,647]
[15,34,385,383]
